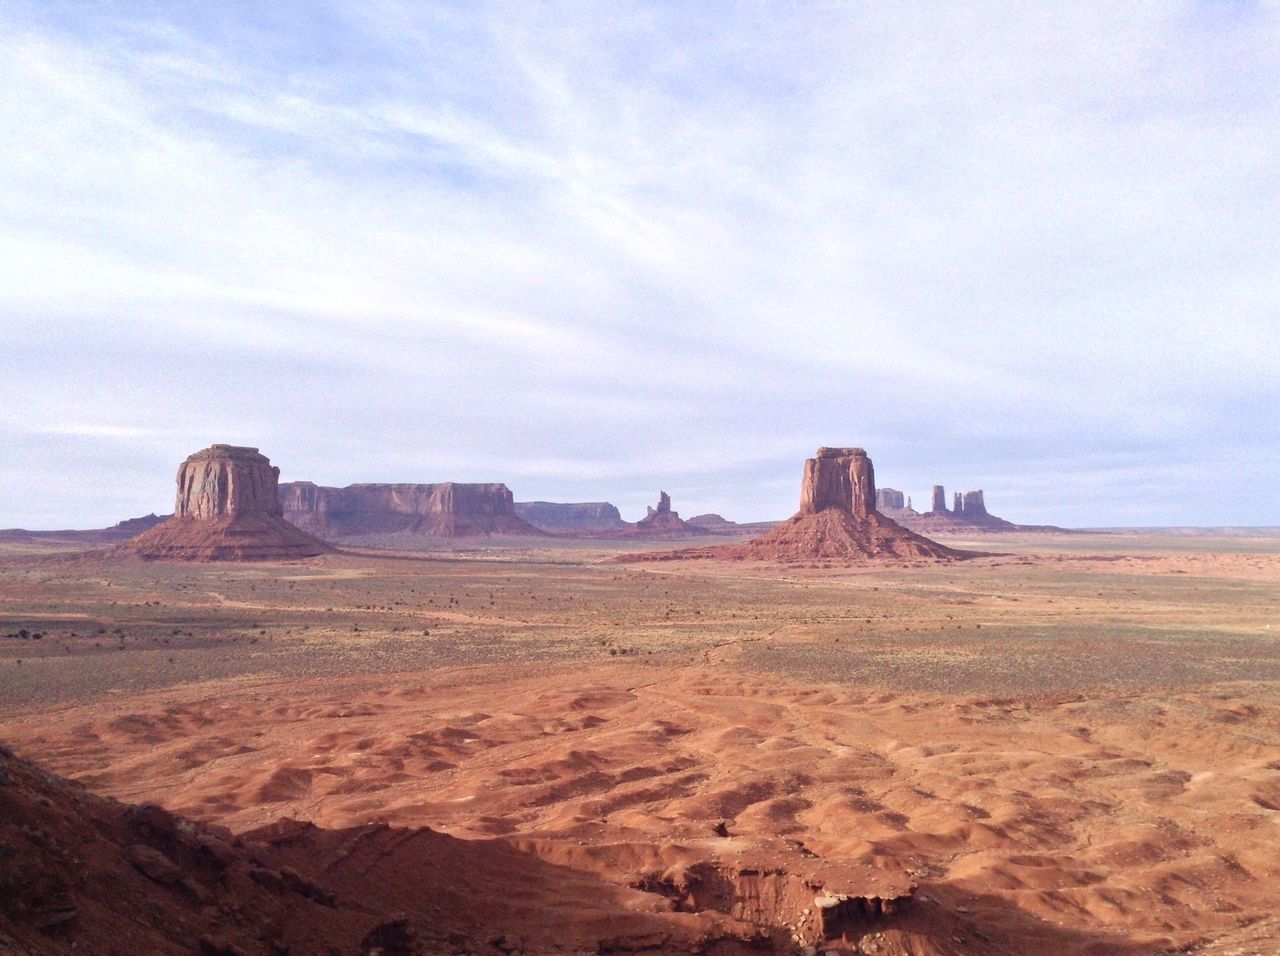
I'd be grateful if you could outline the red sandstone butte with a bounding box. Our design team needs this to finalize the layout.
[120,445,330,561]
[718,447,967,561]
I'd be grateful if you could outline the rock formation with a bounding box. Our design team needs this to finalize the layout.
[515,501,629,533]
[800,447,877,519]
[931,485,947,514]
[881,482,1067,533]
[0,513,168,550]
[279,482,547,541]
[121,446,330,561]
[620,491,704,538]
[683,513,771,536]
[875,488,905,511]
[647,491,673,518]
[651,448,968,562]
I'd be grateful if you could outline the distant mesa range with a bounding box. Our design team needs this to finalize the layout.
[278,481,548,544]
[2,442,1071,559]
[514,500,629,532]
[515,493,735,539]
[876,484,1070,534]
[628,447,974,563]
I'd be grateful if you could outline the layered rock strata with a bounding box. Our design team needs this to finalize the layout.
[875,488,905,511]
[121,446,330,561]
[514,501,629,532]
[279,482,547,540]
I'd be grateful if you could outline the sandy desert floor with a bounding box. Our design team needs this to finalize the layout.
[2,532,1279,954]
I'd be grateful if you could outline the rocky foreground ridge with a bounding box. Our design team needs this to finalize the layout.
[0,744,957,955]
[119,446,330,561]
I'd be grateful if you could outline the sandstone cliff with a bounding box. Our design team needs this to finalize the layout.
[515,501,629,532]
[875,488,905,511]
[279,481,548,541]
[121,446,330,561]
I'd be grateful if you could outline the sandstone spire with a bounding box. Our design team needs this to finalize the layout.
[931,485,947,514]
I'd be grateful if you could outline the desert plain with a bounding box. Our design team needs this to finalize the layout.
[2,530,1280,955]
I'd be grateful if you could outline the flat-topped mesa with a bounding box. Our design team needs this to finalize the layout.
[876,487,905,511]
[800,447,875,519]
[514,501,628,533]
[120,446,330,561]
[278,482,547,540]
[962,489,987,517]
[174,445,282,519]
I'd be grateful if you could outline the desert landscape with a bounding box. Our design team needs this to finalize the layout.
[3,445,1279,955]
[4,5,1278,955]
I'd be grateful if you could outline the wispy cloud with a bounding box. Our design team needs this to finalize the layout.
[0,2,1277,526]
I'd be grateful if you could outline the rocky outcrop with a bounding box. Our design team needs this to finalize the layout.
[648,491,674,518]
[915,483,1018,530]
[171,445,283,520]
[800,447,877,519]
[630,448,970,563]
[279,482,548,541]
[0,747,797,955]
[683,513,769,536]
[621,491,704,538]
[515,501,628,533]
[120,446,330,561]
[931,485,947,514]
[876,488,905,511]
[885,483,1074,533]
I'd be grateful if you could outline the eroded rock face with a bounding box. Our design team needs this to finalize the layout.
[120,446,330,561]
[628,491,699,537]
[278,482,546,540]
[876,488,905,511]
[174,445,283,519]
[800,447,875,518]
[931,485,947,514]
[962,490,987,516]
[515,501,627,532]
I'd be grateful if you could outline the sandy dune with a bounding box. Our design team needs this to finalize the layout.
[3,533,1279,953]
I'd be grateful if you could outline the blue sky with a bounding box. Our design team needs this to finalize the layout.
[1,2,1277,528]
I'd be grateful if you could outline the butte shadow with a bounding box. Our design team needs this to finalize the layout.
[618,447,988,563]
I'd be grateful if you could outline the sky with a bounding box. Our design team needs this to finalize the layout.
[1,1,1278,529]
